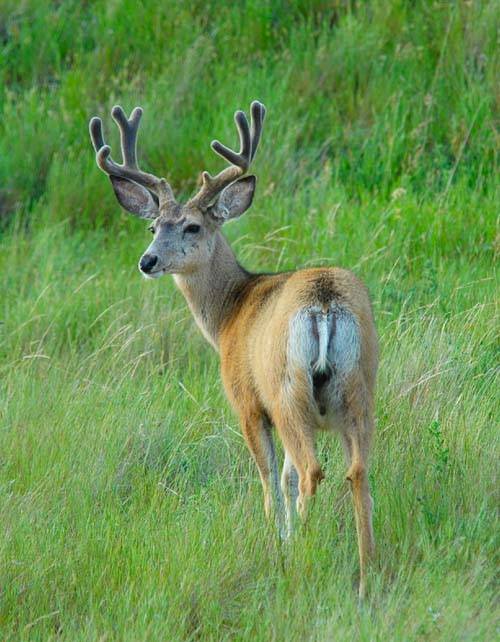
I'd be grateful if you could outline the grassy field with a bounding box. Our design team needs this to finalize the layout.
[0,1,498,640]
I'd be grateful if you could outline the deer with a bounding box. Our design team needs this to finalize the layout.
[89,101,378,599]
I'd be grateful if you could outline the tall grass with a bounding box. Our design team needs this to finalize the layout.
[0,1,498,640]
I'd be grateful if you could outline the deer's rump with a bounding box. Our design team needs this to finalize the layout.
[232,267,375,424]
[285,303,360,421]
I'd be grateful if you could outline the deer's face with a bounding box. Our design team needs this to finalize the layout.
[137,175,255,277]
[139,204,215,278]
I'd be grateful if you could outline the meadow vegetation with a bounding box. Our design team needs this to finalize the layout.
[0,1,498,639]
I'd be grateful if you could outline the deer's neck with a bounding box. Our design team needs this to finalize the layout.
[173,232,251,350]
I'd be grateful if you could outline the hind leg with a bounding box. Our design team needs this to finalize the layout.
[341,381,375,600]
[273,404,324,522]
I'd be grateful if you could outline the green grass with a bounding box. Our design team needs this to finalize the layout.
[0,1,498,639]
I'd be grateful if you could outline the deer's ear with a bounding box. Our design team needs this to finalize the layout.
[110,176,159,219]
[209,176,256,223]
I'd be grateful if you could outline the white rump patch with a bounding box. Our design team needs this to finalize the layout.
[330,308,361,376]
[288,305,360,377]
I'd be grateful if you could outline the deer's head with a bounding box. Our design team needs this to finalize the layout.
[89,102,265,278]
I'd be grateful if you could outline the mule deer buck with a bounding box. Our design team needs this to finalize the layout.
[89,101,378,598]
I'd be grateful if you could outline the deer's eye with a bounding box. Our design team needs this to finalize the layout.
[148,225,155,234]
[184,224,201,234]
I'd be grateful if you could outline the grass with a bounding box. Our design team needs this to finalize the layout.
[0,1,498,640]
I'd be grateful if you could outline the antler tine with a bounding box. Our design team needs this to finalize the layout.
[89,116,105,153]
[89,106,176,203]
[111,105,143,168]
[191,100,266,208]
[211,110,251,169]
[249,100,266,161]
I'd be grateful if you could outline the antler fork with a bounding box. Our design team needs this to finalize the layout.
[190,100,266,208]
[89,106,175,204]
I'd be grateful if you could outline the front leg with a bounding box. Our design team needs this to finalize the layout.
[240,410,286,538]
[281,450,299,538]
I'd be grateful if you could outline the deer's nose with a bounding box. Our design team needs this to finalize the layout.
[140,253,158,273]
